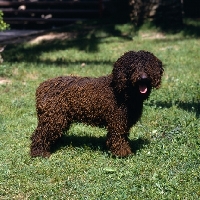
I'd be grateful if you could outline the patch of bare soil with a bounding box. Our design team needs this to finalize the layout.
[0,77,11,84]
[141,32,166,39]
[29,32,77,44]
[0,30,77,45]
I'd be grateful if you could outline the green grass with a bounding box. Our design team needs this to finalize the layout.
[0,19,200,199]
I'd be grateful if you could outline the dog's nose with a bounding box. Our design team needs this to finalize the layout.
[140,73,148,80]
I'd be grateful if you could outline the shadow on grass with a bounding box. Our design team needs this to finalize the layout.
[147,100,200,118]
[52,134,149,156]
[3,18,200,66]
[178,102,200,118]
[181,21,200,38]
[159,21,200,38]
[3,21,133,64]
[136,18,200,37]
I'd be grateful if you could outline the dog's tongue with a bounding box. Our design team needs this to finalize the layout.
[139,85,147,94]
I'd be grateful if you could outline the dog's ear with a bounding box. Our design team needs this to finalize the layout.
[152,61,164,89]
[112,61,128,93]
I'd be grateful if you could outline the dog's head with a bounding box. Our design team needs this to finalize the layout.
[112,50,164,97]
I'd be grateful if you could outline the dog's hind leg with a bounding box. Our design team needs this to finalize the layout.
[30,109,68,158]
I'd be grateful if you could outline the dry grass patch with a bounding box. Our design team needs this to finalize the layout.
[0,77,11,84]
[29,32,77,44]
[140,32,166,40]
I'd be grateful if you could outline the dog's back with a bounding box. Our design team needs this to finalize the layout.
[36,75,115,126]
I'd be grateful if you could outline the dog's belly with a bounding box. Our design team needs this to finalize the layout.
[66,98,110,127]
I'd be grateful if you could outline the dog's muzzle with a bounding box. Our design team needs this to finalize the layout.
[139,84,148,94]
[138,73,150,94]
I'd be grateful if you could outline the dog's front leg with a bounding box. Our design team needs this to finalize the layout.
[106,117,132,157]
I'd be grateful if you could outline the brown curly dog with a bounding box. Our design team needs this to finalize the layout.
[30,50,164,158]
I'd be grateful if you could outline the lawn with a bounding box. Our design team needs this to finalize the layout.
[0,19,200,199]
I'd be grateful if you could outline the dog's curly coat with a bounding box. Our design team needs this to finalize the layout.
[30,50,164,157]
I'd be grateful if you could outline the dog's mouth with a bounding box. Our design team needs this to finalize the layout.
[139,84,148,94]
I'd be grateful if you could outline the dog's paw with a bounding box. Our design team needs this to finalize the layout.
[112,144,132,157]
[107,138,132,158]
